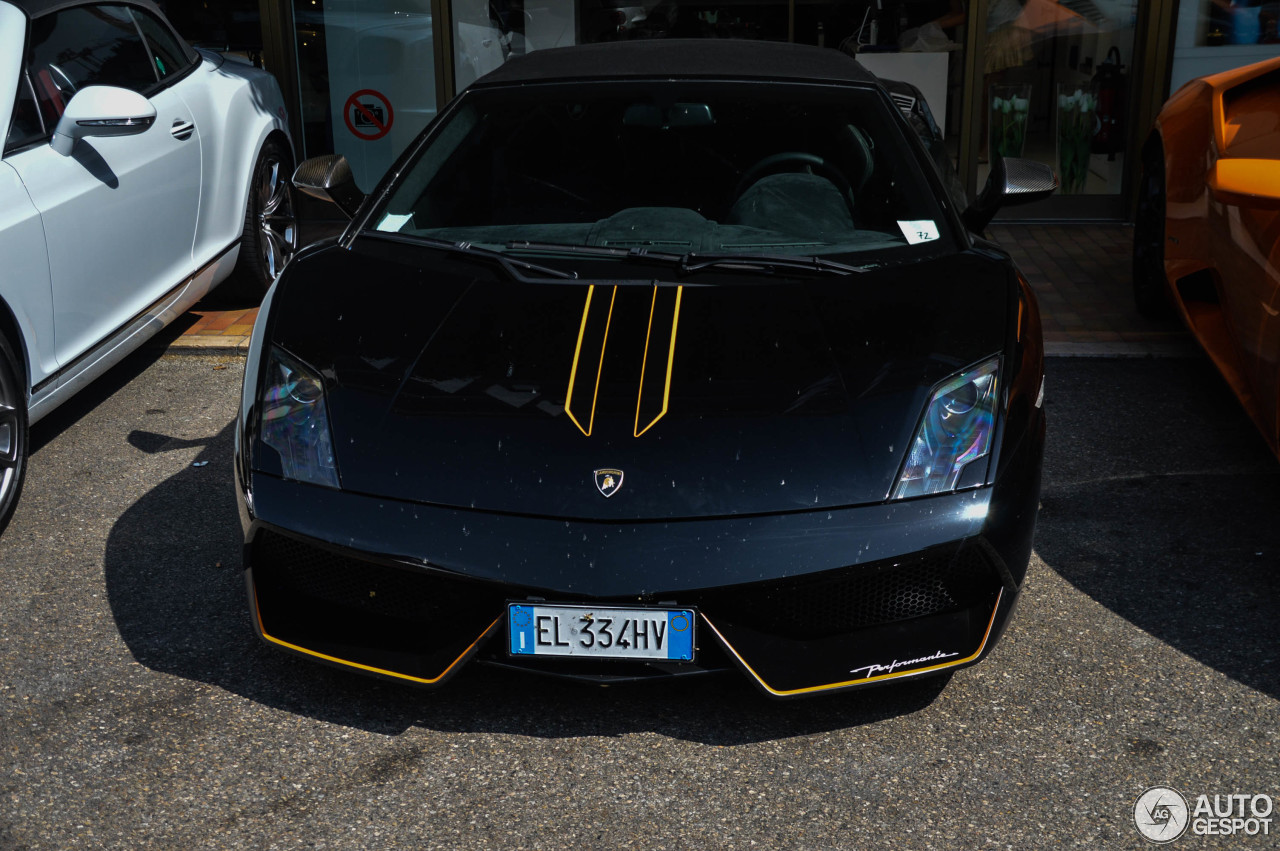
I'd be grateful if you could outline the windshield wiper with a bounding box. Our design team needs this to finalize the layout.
[677,252,870,276]
[506,241,868,277]
[421,237,579,281]
[372,233,577,281]
[507,241,635,259]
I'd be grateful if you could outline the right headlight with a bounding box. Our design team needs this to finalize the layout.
[892,356,999,500]
[257,346,340,489]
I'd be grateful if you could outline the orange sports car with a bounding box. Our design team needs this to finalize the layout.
[1133,56,1280,458]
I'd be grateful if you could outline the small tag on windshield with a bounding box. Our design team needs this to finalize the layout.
[897,220,940,245]
[376,213,414,233]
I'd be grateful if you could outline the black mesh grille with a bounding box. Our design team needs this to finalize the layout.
[252,529,510,626]
[693,545,1001,640]
[252,530,1002,648]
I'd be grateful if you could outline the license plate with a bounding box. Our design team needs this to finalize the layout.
[508,604,695,661]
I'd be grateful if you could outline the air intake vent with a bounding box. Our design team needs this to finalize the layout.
[693,545,1002,639]
[890,92,917,116]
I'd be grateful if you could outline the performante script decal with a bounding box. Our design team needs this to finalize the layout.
[850,649,960,679]
[565,284,683,437]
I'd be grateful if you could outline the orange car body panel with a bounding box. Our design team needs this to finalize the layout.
[1152,56,1280,458]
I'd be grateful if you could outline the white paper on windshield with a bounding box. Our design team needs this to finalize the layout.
[897,220,940,245]
[377,212,414,233]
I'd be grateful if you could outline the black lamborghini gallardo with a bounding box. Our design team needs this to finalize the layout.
[234,40,1054,697]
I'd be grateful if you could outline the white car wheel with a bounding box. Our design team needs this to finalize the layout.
[226,140,298,299]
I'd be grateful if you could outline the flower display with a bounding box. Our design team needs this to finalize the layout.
[990,85,1031,159]
[1056,87,1098,194]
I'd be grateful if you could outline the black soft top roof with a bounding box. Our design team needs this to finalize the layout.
[6,0,164,19]
[472,39,881,89]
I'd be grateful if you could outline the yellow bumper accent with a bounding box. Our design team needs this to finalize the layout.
[252,585,501,685]
[700,588,1004,696]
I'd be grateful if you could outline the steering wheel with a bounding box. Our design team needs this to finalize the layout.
[730,152,856,220]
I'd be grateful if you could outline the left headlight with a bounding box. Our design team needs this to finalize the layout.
[257,346,340,489]
[892,356,999,500]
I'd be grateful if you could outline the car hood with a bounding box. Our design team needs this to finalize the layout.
[261,235,1012,520]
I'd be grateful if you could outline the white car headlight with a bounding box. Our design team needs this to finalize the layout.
[892,356,999,500]
[258,347,340,489]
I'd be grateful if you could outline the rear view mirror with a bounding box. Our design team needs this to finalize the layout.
[292,154,365,219]
[1208,159,1280,209]
[51,86,156,156]
[622,103,714,129]
[962,157,1058,233]
[667,103,714,128]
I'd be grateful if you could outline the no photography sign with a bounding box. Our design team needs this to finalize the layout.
[343,89,394,141]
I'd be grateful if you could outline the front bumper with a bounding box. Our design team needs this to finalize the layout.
[239,439,1040,696]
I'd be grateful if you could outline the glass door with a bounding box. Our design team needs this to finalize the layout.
[292,0,441,192]
[974,0,1141,219]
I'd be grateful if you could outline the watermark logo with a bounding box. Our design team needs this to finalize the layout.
[1133,788,1275,842]
[1134,787,1189,844]
[1189,794,1273,837]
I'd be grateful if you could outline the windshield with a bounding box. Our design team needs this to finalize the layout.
[370,81,957,269]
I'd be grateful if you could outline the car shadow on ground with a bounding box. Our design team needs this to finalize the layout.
[1033,358,1280,701]
[28,343,181,456]
[101,419,951,742]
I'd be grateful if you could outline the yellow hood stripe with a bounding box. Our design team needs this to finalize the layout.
[565,285,617,437]
[565,284,684,438]
[635,285,683,437]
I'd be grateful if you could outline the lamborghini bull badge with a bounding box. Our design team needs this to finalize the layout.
[594,469,624,498]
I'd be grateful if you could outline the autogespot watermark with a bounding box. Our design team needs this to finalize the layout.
[1133,786,1274,843]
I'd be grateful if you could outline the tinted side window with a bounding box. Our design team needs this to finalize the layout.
[27,4,157,99]
[5,75,46,154]
[132,8,196,81]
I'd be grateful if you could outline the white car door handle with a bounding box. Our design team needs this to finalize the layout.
[170,119,195,140]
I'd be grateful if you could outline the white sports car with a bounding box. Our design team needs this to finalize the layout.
[0,0,295,533]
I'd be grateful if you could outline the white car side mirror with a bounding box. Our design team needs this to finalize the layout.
[51,86,157,156]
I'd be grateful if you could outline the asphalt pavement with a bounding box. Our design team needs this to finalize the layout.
[1,349,1277,849]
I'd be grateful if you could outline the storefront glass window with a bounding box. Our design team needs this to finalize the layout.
[977,0,1138,199]
[451,0,575,90]
[294,0,440,191]
[1170,0,1280,92]
[160,0,266,66]
[855,0,969,149]
[448,0,970,166]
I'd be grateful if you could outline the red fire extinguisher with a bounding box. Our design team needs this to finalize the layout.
[1091,46,1126,158]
